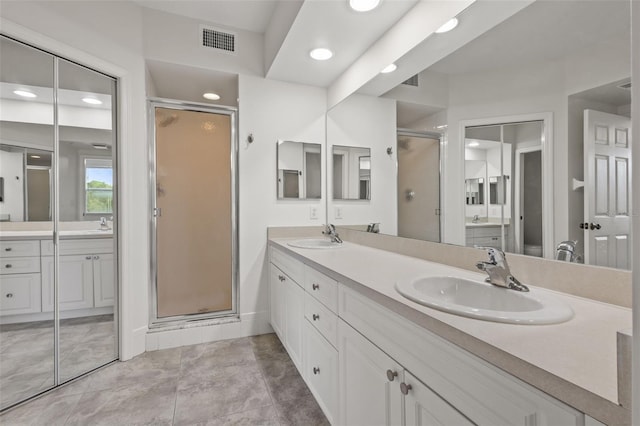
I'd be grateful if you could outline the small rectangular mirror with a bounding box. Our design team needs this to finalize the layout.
[277,140,321,200]
[332,145,371,200]
[465,178,484,205]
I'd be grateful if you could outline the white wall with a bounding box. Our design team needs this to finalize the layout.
[238,74,326,325]
[327,94,397,235]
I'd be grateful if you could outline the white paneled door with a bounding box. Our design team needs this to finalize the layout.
[583,109,632,269]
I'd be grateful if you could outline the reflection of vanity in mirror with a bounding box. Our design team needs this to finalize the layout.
[276,140,321,199]
[326,0,632,270]
[332,145,371,200]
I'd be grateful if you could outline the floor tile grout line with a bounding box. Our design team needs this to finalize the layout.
[171,347,183,426]
[251,338,286,426]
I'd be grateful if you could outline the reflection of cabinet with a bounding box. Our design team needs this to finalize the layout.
[41,240,114,312]
[465,225,509,249]
[0,240,42,315]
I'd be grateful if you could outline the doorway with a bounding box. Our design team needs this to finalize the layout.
[149,101,238,325]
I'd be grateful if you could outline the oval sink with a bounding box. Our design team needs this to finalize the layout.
[287,239,343,249]
[395,276,573,325]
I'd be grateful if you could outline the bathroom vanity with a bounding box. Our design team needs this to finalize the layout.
[0,229,114,323]
[269,237,631,425]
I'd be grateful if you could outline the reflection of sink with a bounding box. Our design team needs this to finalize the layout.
[287,239,343,249]
[395,276,573,325]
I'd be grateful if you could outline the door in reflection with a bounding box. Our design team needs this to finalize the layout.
[152,105,236,321]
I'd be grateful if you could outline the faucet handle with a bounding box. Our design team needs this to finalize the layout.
[475,246,504,261]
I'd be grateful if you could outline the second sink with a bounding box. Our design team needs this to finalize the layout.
[395,276,573,325]
[287,238,343,249]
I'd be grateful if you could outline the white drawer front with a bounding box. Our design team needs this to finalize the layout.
[41,238,113,256]
[0,240,40,258]
[0,273,42,315]
[1,257,40,275]
[305,265,338,313]
[304,320,338,424]
[270,246,304,285]
[305,292,338,348]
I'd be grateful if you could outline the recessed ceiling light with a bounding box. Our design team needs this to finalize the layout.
[349,0,381,12]
[468,141,480,147]
[30,155,41,159]
[203,92,221,101]
[435,17,458,34]
[381,63,397,74]
[310,48,333,61]
[82,97,102,105]
[13,90,37,98]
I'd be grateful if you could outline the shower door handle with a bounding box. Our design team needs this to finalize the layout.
[153,208,162,218]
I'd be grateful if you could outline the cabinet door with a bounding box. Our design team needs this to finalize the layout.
[305,320,338,425]
[0,273,41,315]
[93,253,115,307]
[270,264,285,340]
[42,255,94,312]
[338,320,402,426]
[284,276,305,371]
[403,370,474,426]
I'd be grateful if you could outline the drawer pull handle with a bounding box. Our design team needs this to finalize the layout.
[312,314,319,321]
[386,370,398,382]
[400,382,412,395]
[313,367,320,375]
[86,256,92,260]
[278,275,285,282]
[6,293,13,298]
[5,264,12,268]
[94,256,100,260]
[312,283,319,290]
[5,248,12,252]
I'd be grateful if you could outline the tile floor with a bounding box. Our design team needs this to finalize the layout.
[0,333,329,426]
[0,315,117,409]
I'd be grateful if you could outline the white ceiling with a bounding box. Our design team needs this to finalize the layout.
[132,0,280,33]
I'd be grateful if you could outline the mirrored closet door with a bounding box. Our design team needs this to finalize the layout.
[0,35,118,410]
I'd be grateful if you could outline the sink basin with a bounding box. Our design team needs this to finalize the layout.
[287,239,343,249]
[395,276,573,325]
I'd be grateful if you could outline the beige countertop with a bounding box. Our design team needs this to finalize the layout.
[270,238,631,425]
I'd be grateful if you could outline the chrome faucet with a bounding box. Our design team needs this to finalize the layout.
[323,224,343,244]
[99,217,111,231]
[475,247,529,292]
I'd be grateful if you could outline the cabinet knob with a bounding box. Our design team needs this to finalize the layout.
[312,283,319,290]
[94,255,100,260]
[400,382,412,395]
[5,247,12,251]
[278,275,285,282]
[313,367,320,375]
[86,256,92,260]
[386,370,398,382]
[6,293,13,298]
[5,264,12,268]
[312,314,319,321]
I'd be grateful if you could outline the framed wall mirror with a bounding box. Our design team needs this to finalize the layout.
[332,145,371,200]
[324,0,631,270]
[276,140,321,200]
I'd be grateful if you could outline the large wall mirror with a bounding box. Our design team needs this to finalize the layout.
[325,0,632,270]
[276,140,321,200]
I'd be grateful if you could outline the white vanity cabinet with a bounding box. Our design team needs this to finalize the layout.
[41,238,114,312]
[0,240,42,315]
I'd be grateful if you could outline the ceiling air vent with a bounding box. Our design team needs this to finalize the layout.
[402,74,419,87]
[617,82,631,90]
[200,25,236,54]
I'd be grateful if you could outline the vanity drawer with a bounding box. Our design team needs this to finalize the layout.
[270,247,304,285]
[0,240,40,258]
[305,265,338,313]
[305,292,338,348]
[0,257,40,275]
[41,239,114,256]
[0,273,42,315]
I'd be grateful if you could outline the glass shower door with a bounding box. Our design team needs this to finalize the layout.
[152,104,236,322]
